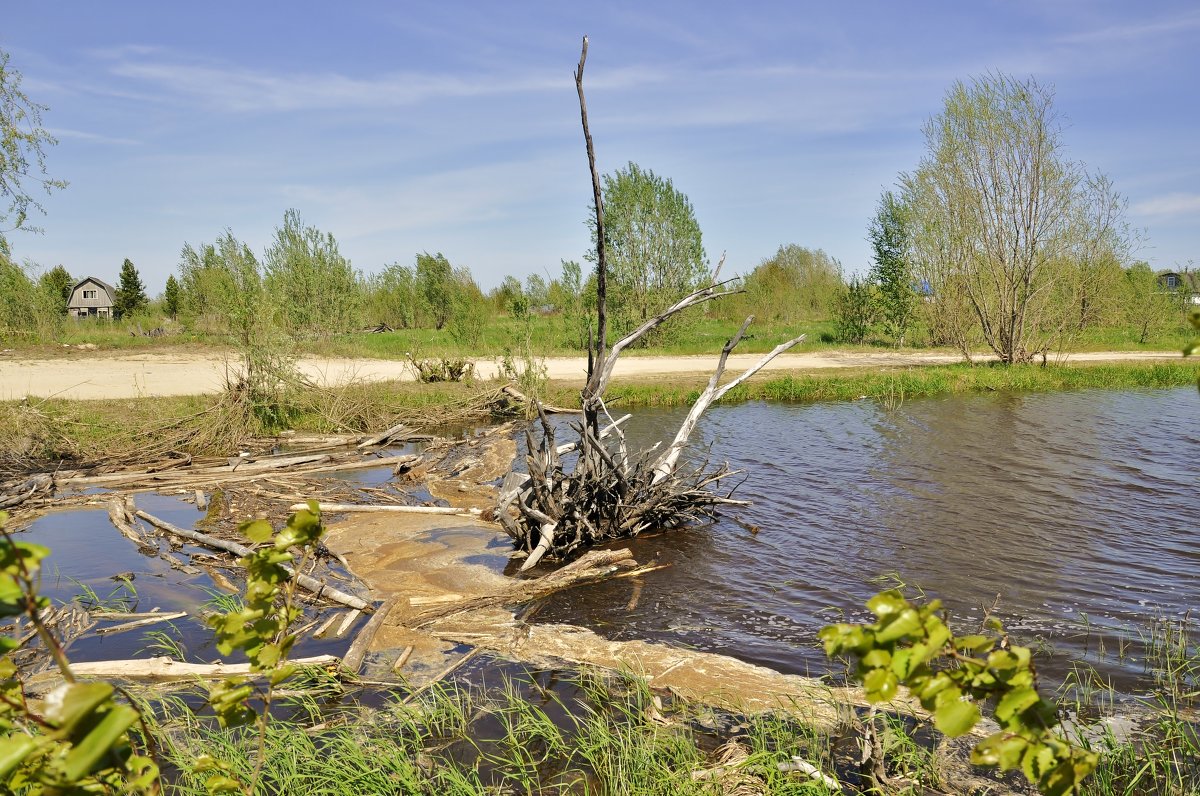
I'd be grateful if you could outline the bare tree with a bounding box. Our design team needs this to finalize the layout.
[497,38,804,570]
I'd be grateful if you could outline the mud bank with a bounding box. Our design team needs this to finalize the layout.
[324,510,857,730]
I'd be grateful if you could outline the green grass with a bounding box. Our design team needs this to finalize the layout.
[596,361,1200,409]
[138,646,1200,795]
[147,666,843,796]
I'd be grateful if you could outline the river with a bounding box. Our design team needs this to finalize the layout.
[535,386,1200,697]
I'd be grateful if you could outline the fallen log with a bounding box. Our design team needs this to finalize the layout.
[289,502,481,517]
[94,611,188,636]
[59,451,411,491]
[500,384,581,415]
[357,421,410,449]
[134,509,371,612]
[28,654,341,688]
[107,498,157,553]
[412,548,641,626]
[341,596,398,674]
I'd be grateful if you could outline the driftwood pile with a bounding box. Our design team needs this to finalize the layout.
[496,39,805,570]
[2,417,536,693]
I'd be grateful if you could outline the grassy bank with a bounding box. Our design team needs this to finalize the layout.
[140,644,1197,796]
[2,360,1195,471]
[592,360,1200,409]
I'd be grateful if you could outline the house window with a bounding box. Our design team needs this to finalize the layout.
[1166,275,1179,289]
[83,289,97,299]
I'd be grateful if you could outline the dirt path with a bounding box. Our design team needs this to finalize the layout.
[0,348,1181,401]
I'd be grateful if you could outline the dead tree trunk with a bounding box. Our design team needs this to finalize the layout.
[496,38,805,570]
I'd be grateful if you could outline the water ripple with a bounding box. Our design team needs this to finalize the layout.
[536,388,1200,694]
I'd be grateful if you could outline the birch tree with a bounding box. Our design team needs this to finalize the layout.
[0,50,66,248]
[902,74,1130,363]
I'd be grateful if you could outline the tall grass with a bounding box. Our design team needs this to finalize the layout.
[1059,615,1200,796]
[144,666,848,795]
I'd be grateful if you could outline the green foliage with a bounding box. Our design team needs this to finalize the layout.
[726,244,843,325]
[901,73,1132,363]
[553,259,592,350]
[868,192,917,346]
[37,265,73,312]
[178,232,266,342]
[203,503,329,794]
[0,511,159,793]
[162,275,180,320]
[497,296,549,409]
[447,267,487,347]
[0,255,62,342]
[833,276,877,344]
[1183,306,1200,394]
[589,162,709,345]
[366,261,418,329]
[114,258,148,319]
[821,590,1097,795]
[493,274,524,316]
[0,49,67,246]
[416,251,455,330]
[263,209,361,338]
[524,273,548,309]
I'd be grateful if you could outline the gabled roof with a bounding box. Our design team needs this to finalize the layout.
[70,276,116,303]
[1156,270,1200,291]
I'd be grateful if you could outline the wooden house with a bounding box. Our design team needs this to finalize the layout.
[1156,271,1200,304]
[67,277,117,319]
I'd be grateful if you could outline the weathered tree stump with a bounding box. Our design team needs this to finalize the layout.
[495,38,805,569]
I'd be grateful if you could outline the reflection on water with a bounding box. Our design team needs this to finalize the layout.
[22,492,356,664]
[535,387,1200,695]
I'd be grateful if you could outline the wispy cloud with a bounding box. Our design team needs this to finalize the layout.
[266,153,566,241]
[1055,9,1200,45]
[1130,192,1200,219]
[48,127,141,146]
[100,52,672,113]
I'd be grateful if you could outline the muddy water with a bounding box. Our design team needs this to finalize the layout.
[535,387,1200,695]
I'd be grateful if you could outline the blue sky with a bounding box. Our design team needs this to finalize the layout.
[3,1,1197,293]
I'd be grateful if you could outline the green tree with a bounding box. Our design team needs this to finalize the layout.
[734,244,843,324]
[868,192,917,346]
[178,232,267,346]
[114,258,148,319]
[494,275,525,315]
[0,50,67,248]
[0,255,61,340]
[366,262,418,329]
[588,162,709,343]
[833,276,877,345]
[263,209,361,337]
[163,274,181,320]
[37,264,73,312]
[448,266,487,346]
[553,259,591,350]
[415,251,454,329]
[1123,262,1173,343]
[524,273,549,309]
[901,73,1131,363]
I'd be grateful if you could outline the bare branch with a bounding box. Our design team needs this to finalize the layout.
[575,35,608,394]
